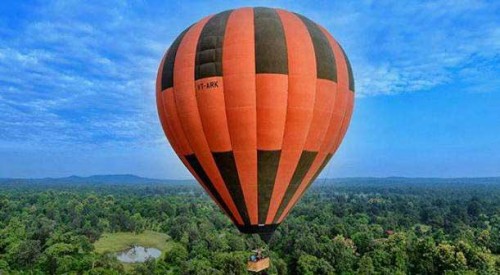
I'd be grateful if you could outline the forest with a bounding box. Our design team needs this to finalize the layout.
[0,176,499,274]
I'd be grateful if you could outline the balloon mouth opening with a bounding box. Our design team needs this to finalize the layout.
[237,224,279,244]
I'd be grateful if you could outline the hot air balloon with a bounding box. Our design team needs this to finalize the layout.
[156,7,354,246]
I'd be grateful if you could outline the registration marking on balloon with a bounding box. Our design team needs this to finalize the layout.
[196,79,220,91]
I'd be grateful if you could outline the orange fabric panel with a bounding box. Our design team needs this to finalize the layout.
[276,31,355,223]
[256,74,288,150]
[157,91,180,155]
[322,89,348,154]
[222,7,258,224]
[320,27,353,155]
[195,76,232,152]
[163,90,192,156]
[332,92,355,154]
[173,16,244,225]
[303,79,337,151]
[156,94,170,146]
[265,10,316,223]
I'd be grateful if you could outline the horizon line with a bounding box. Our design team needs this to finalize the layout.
[2,174,499,181]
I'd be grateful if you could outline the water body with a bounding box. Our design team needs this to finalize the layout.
[116,246,162,263]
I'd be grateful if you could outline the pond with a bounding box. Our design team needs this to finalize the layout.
[116,245,162,263]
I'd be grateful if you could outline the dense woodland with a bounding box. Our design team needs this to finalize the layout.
[0,177,499,274]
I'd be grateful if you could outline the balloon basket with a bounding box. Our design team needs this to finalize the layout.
[247,248,270,273]
[247,257,270,273]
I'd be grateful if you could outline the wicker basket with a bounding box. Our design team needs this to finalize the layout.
[247,257,270,272]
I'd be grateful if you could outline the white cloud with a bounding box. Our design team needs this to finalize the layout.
[310,0,500,97]
[0,0,170,151]
[0,0,498,153]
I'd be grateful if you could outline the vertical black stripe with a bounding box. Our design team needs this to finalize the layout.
[195,10,233,80]
[258,150,281,224]
[161,26,192,90]
[273,151,318,223]
[185,154,237,224]
[212,151,250,225]
[254,7,288,74]
[295,14,336,81]
[339,45,355,92]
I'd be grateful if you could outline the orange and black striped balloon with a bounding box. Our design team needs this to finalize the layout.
[156,7,354,242]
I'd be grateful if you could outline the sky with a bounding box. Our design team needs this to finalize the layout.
[0,0,499,179]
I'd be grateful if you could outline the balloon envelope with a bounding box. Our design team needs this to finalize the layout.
[156,7,354,242]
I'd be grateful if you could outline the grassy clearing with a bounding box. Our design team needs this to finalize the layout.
[94,230,172,255]
[94,231,173,271]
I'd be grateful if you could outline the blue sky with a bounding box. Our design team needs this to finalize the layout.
[0,0,499,179]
